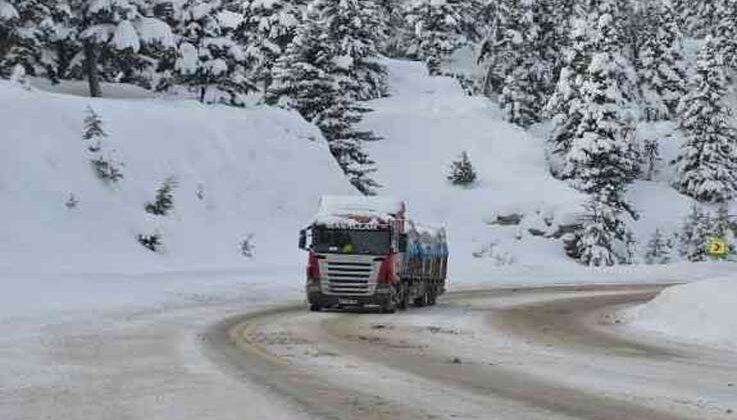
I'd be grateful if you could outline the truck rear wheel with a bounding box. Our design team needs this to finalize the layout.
[428,286,437,306]
[413,289,428,307]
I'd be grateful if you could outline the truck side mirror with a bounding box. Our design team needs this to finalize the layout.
[298,229,307,250]
[398,234,408,252]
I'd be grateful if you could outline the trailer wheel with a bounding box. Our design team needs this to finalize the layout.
[428,287,437,306]
[413,290,428,307]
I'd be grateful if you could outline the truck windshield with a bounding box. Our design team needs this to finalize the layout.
[313,228,391,255]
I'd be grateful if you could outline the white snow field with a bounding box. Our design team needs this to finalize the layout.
[626,276,737,349]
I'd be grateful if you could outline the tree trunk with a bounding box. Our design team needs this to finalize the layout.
[83,41,101,98]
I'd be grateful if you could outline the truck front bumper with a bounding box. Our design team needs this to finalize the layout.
[306,282,393,308]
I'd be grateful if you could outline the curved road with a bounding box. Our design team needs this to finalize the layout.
[204,284,737,420]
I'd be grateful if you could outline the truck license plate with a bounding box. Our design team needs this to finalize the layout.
[338,298,358,305]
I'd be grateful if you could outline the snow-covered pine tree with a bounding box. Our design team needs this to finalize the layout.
[544,0,575,84]
[316,96,381,194]
[673,37,737,203]
[677,204,711,261]
[374,0,405,57]
[644,228,673,264]
[267,4,380,195]
[477,0,521,96]
[479,0,548,127]
[713,204,736,243]
[0,0,21,77]
[684,0,725,37]
[82,106,124,183]
[172,0,255,105]
[82,105,105,152]
[447,151,477,186]
[636,0,689,121]
[712,1,737,71]
[36,0,82,83]
[0,0,45,78]
[145,177,176,216]
[266,7,335,120]
[572,186,636,267]
[311,0,387,100]
[641,138,661,181]
[549,0,640,187]
[78,0,174,97]
[402,0,478,75]
[545,10,591,179]
[241,0,302,92]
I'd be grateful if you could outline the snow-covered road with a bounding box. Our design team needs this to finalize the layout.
[4,283,737,420]
[209,285,737,420]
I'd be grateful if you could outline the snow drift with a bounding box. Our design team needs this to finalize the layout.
[626,277,737,349]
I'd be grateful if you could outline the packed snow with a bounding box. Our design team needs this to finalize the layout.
[625,276,737,349]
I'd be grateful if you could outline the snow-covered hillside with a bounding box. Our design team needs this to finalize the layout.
[363,59,733,276]
[1,59,734,283]
[0,80,352,275]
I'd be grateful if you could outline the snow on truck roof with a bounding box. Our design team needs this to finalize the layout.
[314,195,405,227]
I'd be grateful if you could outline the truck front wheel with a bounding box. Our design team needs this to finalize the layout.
[382,299,396,314]
[309,303,321,312]
[397,284,409,310]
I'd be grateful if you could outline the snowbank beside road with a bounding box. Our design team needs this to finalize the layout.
[626,276,737,349]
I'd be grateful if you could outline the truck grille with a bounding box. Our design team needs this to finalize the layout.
[322,259,376,296]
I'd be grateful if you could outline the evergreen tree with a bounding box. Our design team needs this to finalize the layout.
[36,0,83,83]
[548,0,639,185]
[641,138,661,181]
[712,205,736,255]
[566,54,640,193]
[0,0,21,77]
[673,37,737,203]
[677,204,711,261]
[636,0,689,121]
[684,0,725,37]
[268,3,380,195]
[0,0,43,78]
[171,0,255,105]
[82,106,124,183]
[572,187,636,267]
[267,9,335,121]
[145,177,176,216]
[78,0,174,97]
[375,0,405,57]
[242,0,302,92]
[712,1,737,70]
[402,0,478,75]
[545,11,591,179]
[312,0,387,100]
[447,151,477,186]
[316,96,381,194]
[479,0,549,127]
[644,228,673,264]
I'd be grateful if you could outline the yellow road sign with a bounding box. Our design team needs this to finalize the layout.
[707,237,729,256]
